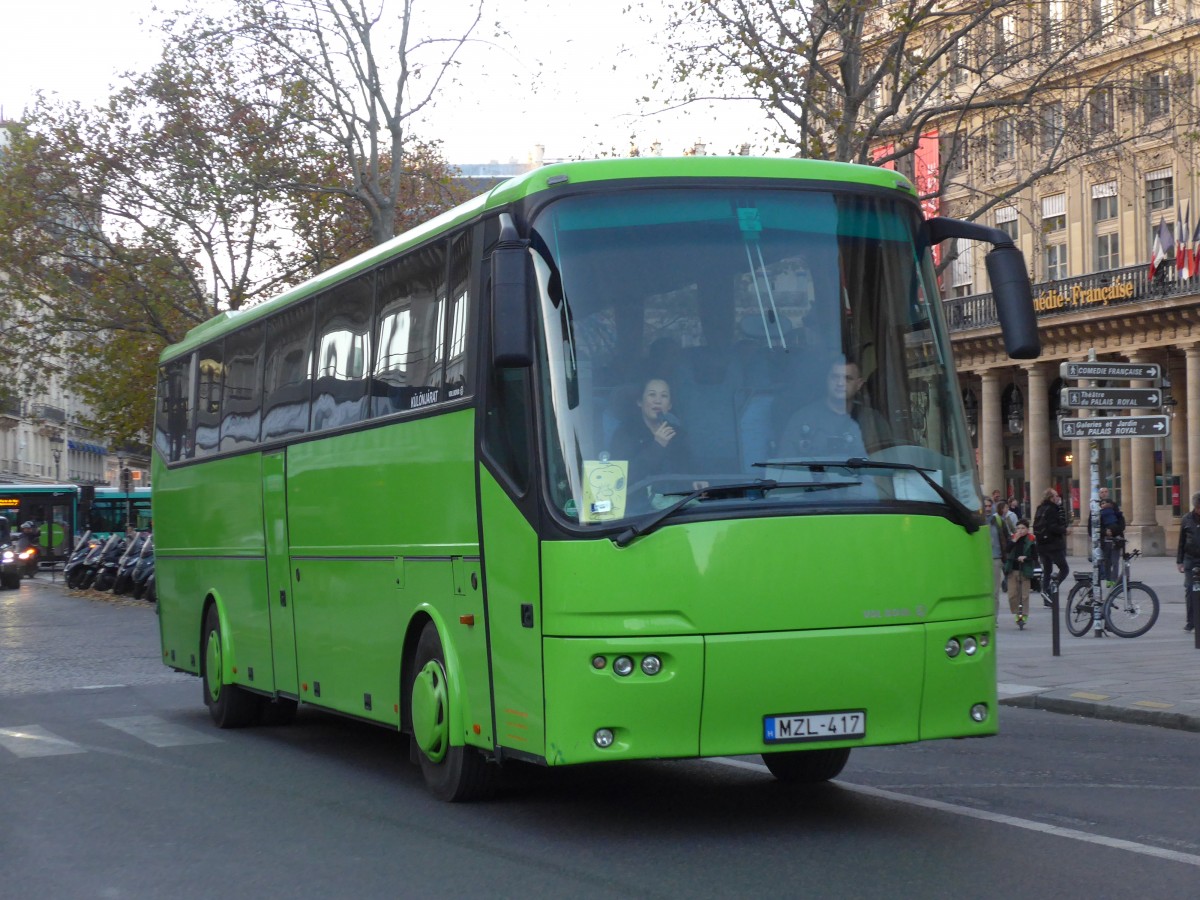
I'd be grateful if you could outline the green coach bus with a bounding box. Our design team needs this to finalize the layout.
[153,156,1038,800]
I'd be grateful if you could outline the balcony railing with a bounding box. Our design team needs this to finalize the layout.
[944,263,1191,333]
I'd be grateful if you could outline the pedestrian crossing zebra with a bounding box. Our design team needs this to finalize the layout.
[0,716,221,758]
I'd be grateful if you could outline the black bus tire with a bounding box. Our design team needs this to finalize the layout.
[409,621,494,802]
[201,604,259,728]
[762,747,851,783]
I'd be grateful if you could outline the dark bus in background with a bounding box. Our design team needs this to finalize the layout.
[0,484,79,561]
[89,487,153,538]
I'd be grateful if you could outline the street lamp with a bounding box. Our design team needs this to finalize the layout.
[962,388,979,439]
[1006,386,1025,435]
[49,433,64,481]
[1162,374,1178,418]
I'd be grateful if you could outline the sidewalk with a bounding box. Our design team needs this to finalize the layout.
[997,554,1200,732]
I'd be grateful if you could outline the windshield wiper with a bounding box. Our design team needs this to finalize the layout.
[753,457,980,534]
[613,479,861,548]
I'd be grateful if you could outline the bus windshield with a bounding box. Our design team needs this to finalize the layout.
[528,186,979,528]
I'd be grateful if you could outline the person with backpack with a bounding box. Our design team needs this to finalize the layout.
[1175,490,1200,632]
[1087,491,1126,582]
[1033,487,1070,598]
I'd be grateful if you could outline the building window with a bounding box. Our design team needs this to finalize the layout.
[948,36,968,87]
[1045,243,1068,281]
[1042,194,1067,234]
[1096,232,1120,271]
[1041,101,1064,153]
[996,206,1019,241]
[951,239,973,297]
[1146,171,1174,214]
[994,15,1016,69]
[1091,0,1116,33]
[1090,86,1114,133]
[1093,182,1119,221]
[1045,0,1068,52]
[1144,0,1167,20]
[994,119,1016,164]
[1145,71,1171,121]
[942,131,969,178]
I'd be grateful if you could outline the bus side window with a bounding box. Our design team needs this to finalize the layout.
[220,321,264,451]
[156,356,192,463]
[372,242,447,417]
[312,273,374,432]
[444,232,472,401]
[194,340,225,459]
[262,300,315,442]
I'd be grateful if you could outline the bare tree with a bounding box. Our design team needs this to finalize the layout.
[655,1,1200,225]
[214,0,488,246]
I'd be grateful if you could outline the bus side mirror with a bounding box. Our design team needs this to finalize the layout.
[925,217,1040,360]
[490,215,532,369]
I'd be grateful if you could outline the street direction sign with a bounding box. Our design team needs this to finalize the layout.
[1060,387,1162,409]
[1058,415,1171,439]
[1059,361,1161,382]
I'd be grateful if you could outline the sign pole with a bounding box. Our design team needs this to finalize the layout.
[1087,349,1104,637]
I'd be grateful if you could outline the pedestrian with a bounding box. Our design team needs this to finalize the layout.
[1003,518,1037,628]
[1174,490,1200,632]
[1033,487,1070,598]
[984,497,1010,611]
[1087,491,1125,582]
[996,498,1018,533]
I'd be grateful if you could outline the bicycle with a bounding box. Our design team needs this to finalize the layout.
[1063,541,1160,638]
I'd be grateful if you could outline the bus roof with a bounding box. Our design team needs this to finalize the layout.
[161,156,916,363]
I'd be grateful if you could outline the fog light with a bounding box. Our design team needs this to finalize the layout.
[970,703,989,723]
[944,638,961,658]
[963,637,978,656]
[979,633,990,648]
[613,656,634,676]
[591,655,607,670]
[594,728,615,748]
[641,655,662,676]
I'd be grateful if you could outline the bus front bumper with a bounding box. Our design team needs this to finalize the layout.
[540,618,997,766]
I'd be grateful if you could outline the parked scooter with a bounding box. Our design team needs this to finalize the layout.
[91,533,129,593]
[112,532,150,596]
[77,533,121,590]
[131,537,154,600]
[63,530,98,589]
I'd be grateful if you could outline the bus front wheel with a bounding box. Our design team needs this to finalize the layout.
[762,747,851,784]
[409,621,494,802]
[201,604,259,728]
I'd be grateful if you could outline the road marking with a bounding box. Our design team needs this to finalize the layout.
[1133,700,1174,709]
[708,757,1200,868]
[99,716,223,748]
[1070,691,1112,701]
[0,725,86,758]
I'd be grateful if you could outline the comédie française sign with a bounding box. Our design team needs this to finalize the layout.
[1033,277,1135,314]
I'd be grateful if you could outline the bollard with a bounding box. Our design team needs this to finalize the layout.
[1192,565,1200,650]
[1050,577,1060,657]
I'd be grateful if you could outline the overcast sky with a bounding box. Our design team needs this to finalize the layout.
[0,0,771,164]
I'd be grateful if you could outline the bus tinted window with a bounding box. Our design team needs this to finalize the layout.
[194,340,225,459]
[156,356,192,463]
[312,274,374,431]
[262,301,315,441]
[221,321,264,451]
[445,232,471,402]
[372,242,447,417]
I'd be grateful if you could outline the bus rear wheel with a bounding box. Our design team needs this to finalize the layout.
[201,604,259,728]
[762,747,851,783]
[409,621,494,802]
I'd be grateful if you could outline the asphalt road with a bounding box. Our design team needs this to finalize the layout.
[2,577,1198,899]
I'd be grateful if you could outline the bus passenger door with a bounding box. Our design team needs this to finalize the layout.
[262,451,299,696]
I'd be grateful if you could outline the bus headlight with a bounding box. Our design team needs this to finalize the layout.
[970,704,989,723]
[963,637,978,656]
[944,638,961,658]
[613,656,634,677]
[594,728,615,748]
[640,655,662,676]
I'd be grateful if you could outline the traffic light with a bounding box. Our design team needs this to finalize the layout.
[121,467,132,492]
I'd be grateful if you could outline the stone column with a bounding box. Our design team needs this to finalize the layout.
[1128,355,1166,554]
[980,370,1003,498]
[1025,363,1051,510]
[1187,345,1200,499]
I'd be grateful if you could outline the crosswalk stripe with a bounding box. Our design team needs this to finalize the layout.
[0,725,86,758]
[99,715,222,748]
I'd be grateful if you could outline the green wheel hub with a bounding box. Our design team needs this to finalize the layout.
[205,627,223,703]
[411,659,449,763]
